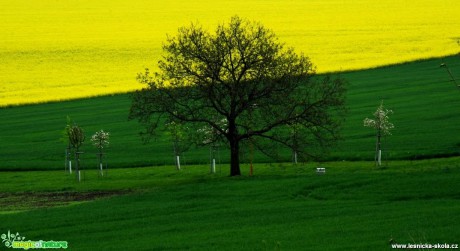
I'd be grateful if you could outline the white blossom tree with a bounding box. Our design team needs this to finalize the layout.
[68,124,85,181]
[165,120,189,170]
[196,118,227,173]
[62,116,73,173]
[364,101,394,167]
[91,130,110,176]
[288,122,302,164]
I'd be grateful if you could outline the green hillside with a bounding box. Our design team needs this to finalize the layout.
[0,55,459,170]
[335,55,460,161]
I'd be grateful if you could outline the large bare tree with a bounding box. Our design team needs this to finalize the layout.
[130,16,346,176]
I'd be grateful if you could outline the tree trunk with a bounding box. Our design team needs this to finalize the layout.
[229,138,241,176]
[375,129,381,167]
[228,115,241,176]
[98,151,104,176]
[75,147,81,182]
[75,147,79,173]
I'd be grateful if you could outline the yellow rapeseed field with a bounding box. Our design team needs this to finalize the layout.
[1,0,459,106]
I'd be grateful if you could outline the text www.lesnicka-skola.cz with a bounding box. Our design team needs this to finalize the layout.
[391,243,458,249]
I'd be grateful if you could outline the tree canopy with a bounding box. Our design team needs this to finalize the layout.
[130,16,346,176]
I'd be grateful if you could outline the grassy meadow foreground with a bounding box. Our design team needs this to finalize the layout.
[1,159,459,250]
[1,0,459,106]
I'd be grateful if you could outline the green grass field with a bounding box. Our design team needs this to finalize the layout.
[1,56,460,250]
[336,54,460,161]
[1,55,459,170]
[2,2,460,249]
[1,159,459,250]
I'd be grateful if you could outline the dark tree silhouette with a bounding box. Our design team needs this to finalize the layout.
[130,16,346,176]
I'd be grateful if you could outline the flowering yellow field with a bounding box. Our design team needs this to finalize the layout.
[1,0,459,106]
